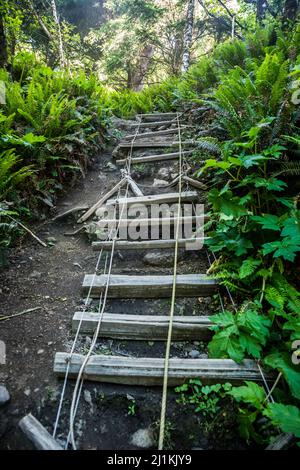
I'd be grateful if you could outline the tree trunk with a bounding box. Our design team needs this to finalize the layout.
[132,45,154,91]
[50,0,66,67]
[256,0,268,22]
[181,0,195,73]
[27,0,53,41]
[283,0,299,20]
[0,11,8,69]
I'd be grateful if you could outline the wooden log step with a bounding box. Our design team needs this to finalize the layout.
[106,191,198,206]
[137,112,179,121]
[54,354,271,386]
[116,150,195,165]
[92,238,207,251]
[127,120,180,128]
[82,274,217,298]
[116,140,194,150]
[72,312,213,341]
[94,215,204,229]
[123,127,189,141]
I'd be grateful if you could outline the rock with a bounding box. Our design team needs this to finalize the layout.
[157,167,172,179]
[29,271,42,279]
[24,388,31,397]
[189,350,200,359]
[0,385,10,406]
[46,237,57,245]
[37,349,44,355]
[153,178,169,187]
[131,428,154,449]
[84,389,92,405]
[143,251,183,267]
[106,162,117,171]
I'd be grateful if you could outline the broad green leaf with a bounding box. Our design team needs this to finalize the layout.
[252,214,281,231]
[208,329,244,363]
[210,311,235,327]
[264,353,300,400]
[264,403,300,438]
[228,381,265,409]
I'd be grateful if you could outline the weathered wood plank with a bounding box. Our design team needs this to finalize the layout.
[19,414,63,450]
[54,354,271,386]
[137,112,180,121]
[106,191,198,206]
[183,175,208,191]
[72,312,213,340]
[116,150,195,165]
[52,205,89,221]
[77,178,127,224]
[92,238,207,251]
[265,433,295,450]
[82,273,217,298]
[127,176,143,197]
[94,215,203,228]
[123,127,189,141]
[115,140,194,150]
[127,120,180,128]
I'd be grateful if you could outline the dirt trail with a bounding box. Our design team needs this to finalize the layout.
[0,142,247,450]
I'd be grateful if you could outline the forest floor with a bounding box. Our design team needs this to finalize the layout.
[0,144,249,450]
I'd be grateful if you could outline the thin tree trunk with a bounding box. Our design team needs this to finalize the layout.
[256,0,268,22]
[283,0,299,20]
[181,0,195,73]
[27,0,53,41]
[132,45,154,91]
[50,0,65,67]
[0,11,8,68]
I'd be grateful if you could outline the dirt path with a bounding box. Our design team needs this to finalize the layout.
[0,142,247,450]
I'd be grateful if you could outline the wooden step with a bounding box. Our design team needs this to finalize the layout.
[115,140,194,150]
[123,127,189,141]
[127,120,180,129]
[106,191,198,207]
[137,112,179,122]
[72,312,213,341]
[94,215,205,229]
[116,150,195,165]
[82,274,217,298]
[92,238,207,251]
[54,354,271,386]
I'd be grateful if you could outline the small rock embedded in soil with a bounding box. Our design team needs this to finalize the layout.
[29,271,42,279]
[157,167,172,180]
[84,389,92,405]
[46,237,57,244]
[153,179,169,187]
[0,385,10,406]
[143,251,183,267]
[189,350,200,359]
[130,428,154,449]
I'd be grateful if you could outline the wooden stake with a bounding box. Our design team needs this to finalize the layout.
[0,307,42,322]
[77,178,127,223]
[19,414,63,450]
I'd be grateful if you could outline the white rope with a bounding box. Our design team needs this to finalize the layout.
[67,121,142,449]
[158,113,183,450]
